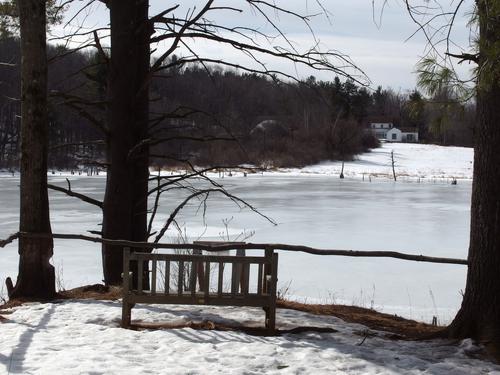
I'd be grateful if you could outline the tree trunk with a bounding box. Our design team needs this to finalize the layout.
[448,0,500,357]
[102,0,150,285]
[9,0,55,299]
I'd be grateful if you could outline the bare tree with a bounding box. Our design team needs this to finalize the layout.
[405,0,500,356]
[93,0,366,284]
[8,0,55,299]
[99,0,151,285]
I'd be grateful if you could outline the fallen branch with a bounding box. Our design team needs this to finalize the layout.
[18,232,468,265]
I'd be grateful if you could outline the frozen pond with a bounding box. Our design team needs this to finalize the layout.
[0,174,471,323]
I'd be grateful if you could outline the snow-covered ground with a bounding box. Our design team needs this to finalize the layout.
[256,143,474,181]
[1,300,499,374]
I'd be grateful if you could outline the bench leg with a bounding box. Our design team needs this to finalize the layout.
[264,306,276,333]
[122,300,132,328]
[267,306,276,333]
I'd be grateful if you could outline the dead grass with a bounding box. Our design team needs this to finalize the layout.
[0,297,34,311]
[0,284,442,340]
[59,284,122,301]
[0,284,121,311]
[277,299,443,340]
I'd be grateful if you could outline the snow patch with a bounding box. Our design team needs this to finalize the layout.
[1,300,498,374]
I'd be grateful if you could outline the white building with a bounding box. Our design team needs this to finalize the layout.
[386,128,402,142]
[386,127,419,143]
[369,122,419,142]
[370,122,393,140]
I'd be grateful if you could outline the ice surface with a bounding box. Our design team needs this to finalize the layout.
[0,144,473,323]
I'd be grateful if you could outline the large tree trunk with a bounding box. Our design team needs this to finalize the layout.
[102,0,150,285]
[448,0,500,357]
[9,0,55,299]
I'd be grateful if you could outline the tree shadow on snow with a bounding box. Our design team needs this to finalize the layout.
[0,304,55,374]
[128,305,494,375]
[18,299,493,374]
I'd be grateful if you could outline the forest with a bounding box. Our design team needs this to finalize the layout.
[0,37,474,171]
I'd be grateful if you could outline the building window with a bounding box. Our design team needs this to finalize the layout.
[392,133,397,140]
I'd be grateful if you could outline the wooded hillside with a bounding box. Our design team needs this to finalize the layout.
[0,38,474,171]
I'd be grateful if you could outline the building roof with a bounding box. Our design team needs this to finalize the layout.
[399,127,419,133]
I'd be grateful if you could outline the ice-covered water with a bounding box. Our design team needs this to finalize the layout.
[0,174,471,323]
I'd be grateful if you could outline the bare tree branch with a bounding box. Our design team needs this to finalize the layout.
[154,188,277,243]
[0,232,19,248]
[48,178,103,209]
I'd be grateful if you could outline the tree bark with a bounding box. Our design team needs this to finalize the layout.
[10,0,55,299]
[448,0,500,357]
[102,0,150,285]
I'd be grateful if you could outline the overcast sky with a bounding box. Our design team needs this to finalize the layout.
[56,0,475,92]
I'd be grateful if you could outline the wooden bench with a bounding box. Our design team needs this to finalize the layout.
[121,246,279,332]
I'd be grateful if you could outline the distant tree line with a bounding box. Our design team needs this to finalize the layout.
[0,37,475,172]
[0,37,103,171]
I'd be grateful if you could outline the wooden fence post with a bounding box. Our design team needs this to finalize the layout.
[267,252,278,332]
[194,249,205,292]
[121,247,132,328]
[263,246,274,330]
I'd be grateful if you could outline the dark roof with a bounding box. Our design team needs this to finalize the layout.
[399,127,418,133]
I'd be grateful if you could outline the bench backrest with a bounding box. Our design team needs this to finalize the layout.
[122,247,278,307]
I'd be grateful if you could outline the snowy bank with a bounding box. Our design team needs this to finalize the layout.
[262,143,474,181]
[0,143,474,181]
[1,300,498,374]
[147,143,474,181]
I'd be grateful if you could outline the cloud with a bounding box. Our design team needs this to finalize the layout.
[52,0,474,90]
